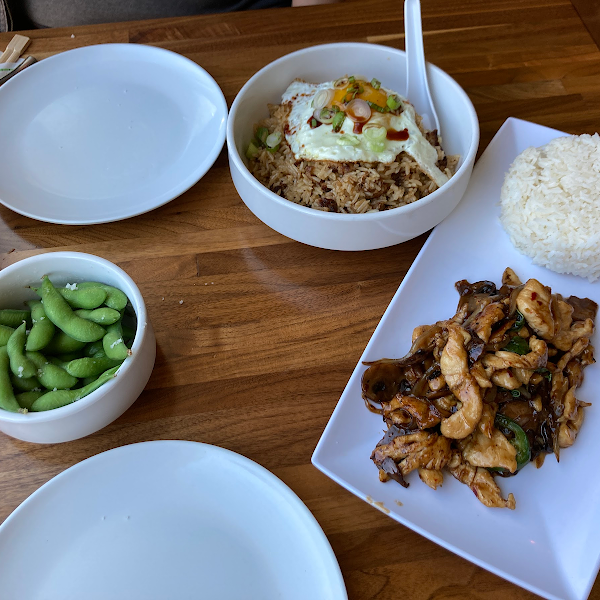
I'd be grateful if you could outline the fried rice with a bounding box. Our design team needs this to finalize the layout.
[248,103,459,214]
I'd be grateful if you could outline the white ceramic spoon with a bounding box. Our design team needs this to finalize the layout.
[404,0,441,135]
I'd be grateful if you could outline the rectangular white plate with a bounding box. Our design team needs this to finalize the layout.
[312,117,600,600]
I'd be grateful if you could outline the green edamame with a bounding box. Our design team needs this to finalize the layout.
[40,276,105,343]
[0,346,20,412]
[16,390,44,411]
[102,321,130,361]
[7,323,37,379]
[0,309,30,328]
[10,373,41,392]
[42,331,87,355]
[83,340,104,357]
[64,351,122,378]
[25,300,55,352]
[0,324,15,346]
[32,285,107,310]
[74,307,121,325]
[77,282,128,311]
[30,365,119,411]
[26,351,79,390]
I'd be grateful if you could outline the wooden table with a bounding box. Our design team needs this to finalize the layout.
[1,1,599,598]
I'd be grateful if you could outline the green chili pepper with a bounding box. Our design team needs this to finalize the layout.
[502,335,530,355]
[332,111,346,133]
[495,413,531,471]
[509,311,525,332]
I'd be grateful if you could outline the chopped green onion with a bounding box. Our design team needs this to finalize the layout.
[386,94,402,110]
[367,140,386,153]
[319,107,336,124]
[348,75,355,83]
[337,134,360,146]
[502,336,530,355]
[363,126,387,142]
[366,100,388,113]
[265,131,282,149]
[255,126,269,146]
[309,117,319,129]
[245,141,259,159]
[511,389,521,398]
[332,111,346,133]
[371,78,381,90]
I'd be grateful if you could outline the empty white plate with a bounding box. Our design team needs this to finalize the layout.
[0,44,227,224]
[0,441,346,600]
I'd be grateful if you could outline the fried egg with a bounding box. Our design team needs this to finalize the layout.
[282,78,448,187]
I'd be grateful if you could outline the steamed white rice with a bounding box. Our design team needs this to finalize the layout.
[500,133,600,281]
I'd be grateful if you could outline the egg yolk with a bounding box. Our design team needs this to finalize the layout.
[331,81,389,108]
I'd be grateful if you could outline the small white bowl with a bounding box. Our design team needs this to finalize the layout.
[227,42,479,251]
[0,251,156,443]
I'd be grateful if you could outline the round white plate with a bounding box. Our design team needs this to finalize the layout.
[0,441,346,600]
[0,44,227,224]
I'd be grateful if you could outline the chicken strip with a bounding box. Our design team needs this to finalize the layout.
[552,319,594,352]
[490,369,521,390]
[469,302,506,343]
[482,336,548,371]
[399,435,452,476]
[439,323,483,439]
[418,468,444,490]
[448,451,516,509]
[371,430,436,463]
[516,279,554,340]
[462,428,518,472]
[502,267,522,287]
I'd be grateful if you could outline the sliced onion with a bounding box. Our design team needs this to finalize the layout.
[314,107,335,124]
[334,77,349,88]
[311,88,334,110]
[345,98,371,123]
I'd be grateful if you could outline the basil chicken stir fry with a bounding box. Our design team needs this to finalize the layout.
[361,268,597,509]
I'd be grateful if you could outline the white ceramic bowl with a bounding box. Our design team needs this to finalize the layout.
[0,252,156,443]
[227,42,479,250]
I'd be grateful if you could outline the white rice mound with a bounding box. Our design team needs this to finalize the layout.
[500,133,600,282]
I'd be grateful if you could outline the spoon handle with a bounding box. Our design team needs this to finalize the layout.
[404,0,439,133]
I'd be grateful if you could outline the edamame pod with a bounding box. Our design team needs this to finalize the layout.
[74,307,121,325]
[7,323,37,379]
[0,324,15,346]
[26,351,79,390]
[0,346,20,412]
[25,300,55,352]
[30,365,119,411]
[83,340,104,357]
[16,390,44,411]
[64,351,122,378]
[102,321,130,361]
[43,331,87,355]
[10,373,41,392]
[41,276,105,343]
[77,282,128,311]
[31,285,107,310]
[0,309,30,328]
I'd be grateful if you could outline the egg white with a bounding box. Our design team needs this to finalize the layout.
[282,79,448,187]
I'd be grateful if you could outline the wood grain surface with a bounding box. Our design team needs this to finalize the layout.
[1,1,599,598]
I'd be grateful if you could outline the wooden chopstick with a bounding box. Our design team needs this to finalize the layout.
[0,35,30,64]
